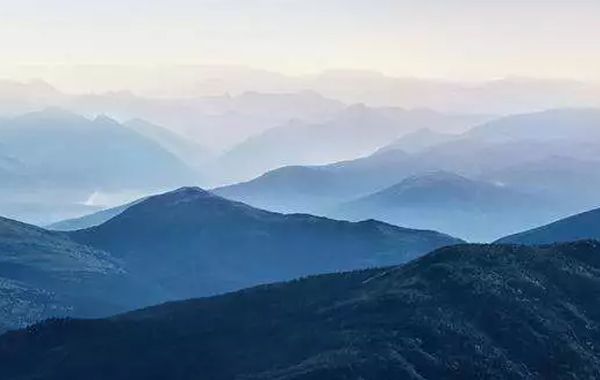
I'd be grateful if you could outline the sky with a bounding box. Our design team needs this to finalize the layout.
[1,0,600,83]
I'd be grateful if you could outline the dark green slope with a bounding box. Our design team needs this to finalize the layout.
[2,241,599,379]
[69,187,462,302]
[496,207,600,245]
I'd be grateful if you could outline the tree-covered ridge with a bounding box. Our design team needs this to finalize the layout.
[2,241,599,379]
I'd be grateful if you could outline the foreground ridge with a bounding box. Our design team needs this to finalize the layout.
[1,241,599,379]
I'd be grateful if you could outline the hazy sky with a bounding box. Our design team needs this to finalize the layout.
[2,0,600,81]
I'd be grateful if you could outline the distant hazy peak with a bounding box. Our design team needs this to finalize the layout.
[0,79,60,95]
[92,114,121,125]
[339,103,375,118]
[15,107,85,122]
[398,170,471,186]
[466,107,600,141]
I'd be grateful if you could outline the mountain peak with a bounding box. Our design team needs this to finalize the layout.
[93,114,121,126]
[170,186,210,195]
[152,186,214,204]
[18,107,84,122]
[343,103,370,116]
[114,186,227,215]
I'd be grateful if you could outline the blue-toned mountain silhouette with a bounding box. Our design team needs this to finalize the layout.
[331,171,556,242]
[2,241,599,379]
[0,187,461,331]
[496,207,600,245]
[69,187,462,301]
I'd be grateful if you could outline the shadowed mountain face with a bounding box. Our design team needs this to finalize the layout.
[331,171,557,242]
[2,241,599,379]
[69,187,462,301]
[496,207,600,245]
[0,217,137,333]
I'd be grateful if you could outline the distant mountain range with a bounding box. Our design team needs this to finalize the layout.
[2,240,599,379]
[0,82,494,186]
[213,148,423,214]
[0,187,461,331]
[124,119,212,169]
[214,165,357,215]
[467,108,600,143]
[215,105,488,182]
[331,171,556,242]
[0,108,195,190]
[214,151,571,241]
[3,76,600,378]
[496,207,600,245]
[481,155,600,213]
[0,108,199,224]
[376,127,459,154]
[72,89,348,150]
[0,80,63,116]
[0,80,346,150]
[5,70,600,114]
[215,108,600,240]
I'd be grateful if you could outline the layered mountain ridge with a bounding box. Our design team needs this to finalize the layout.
[0,187,462,331]
[69,187,462,300]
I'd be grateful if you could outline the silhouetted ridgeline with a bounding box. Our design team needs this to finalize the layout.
[68,187,462,301]
[0,187,461,332]
[496,207,600,245]
[1,241,599,379]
